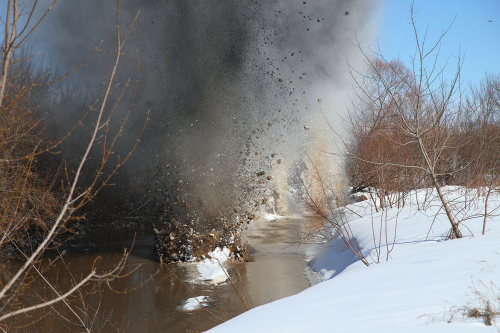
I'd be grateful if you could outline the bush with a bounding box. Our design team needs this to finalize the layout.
[0,49,62,252]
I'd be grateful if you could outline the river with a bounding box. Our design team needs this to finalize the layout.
[5,217,326,332]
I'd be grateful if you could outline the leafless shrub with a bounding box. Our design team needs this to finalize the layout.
[0,43,63,251]
[0,1,148,330]
[302,155,370,266]
[460,279,500,326]
[434,279,500,327]
[304,6,500,269]
[341,6,500,239]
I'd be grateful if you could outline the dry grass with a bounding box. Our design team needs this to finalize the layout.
[460,279,500,326]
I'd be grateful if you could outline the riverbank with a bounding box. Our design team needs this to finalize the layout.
[208,187,500,332]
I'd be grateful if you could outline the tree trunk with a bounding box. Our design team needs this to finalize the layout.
[418,137,462,238]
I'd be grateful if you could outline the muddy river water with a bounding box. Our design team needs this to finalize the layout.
[6,217,326,332]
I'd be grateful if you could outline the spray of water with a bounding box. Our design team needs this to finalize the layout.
[32,0,381,228]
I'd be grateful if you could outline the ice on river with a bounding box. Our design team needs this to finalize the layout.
[179,296,210,311]
[195,247,231,284]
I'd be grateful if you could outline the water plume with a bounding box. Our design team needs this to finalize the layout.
[31,0,381,226]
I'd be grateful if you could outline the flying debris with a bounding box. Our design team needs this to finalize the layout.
[488,20,493,22]
[345,11,349,16]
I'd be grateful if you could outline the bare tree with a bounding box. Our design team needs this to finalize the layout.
[344,6,476,239]
[0,1,148,330]
[462,74,500,234]
[304,6,500,271]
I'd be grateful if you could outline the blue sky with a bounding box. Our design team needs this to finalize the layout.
[1,1,498,87]
[377,0,500,87]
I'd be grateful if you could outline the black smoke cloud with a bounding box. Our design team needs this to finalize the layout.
[31,0,379,225]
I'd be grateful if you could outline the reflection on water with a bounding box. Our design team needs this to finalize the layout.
[4,218,323,332]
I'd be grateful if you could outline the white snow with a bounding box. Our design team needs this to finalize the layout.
[196,247,231,284]
[179,296,210,311]
[208,187,500,332]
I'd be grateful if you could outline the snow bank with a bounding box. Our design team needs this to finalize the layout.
[196,247,231,284]
[208,188,500,332]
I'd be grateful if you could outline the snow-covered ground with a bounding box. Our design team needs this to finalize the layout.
[208,187,500,332]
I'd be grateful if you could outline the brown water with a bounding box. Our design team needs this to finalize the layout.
[4,217,323,332]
